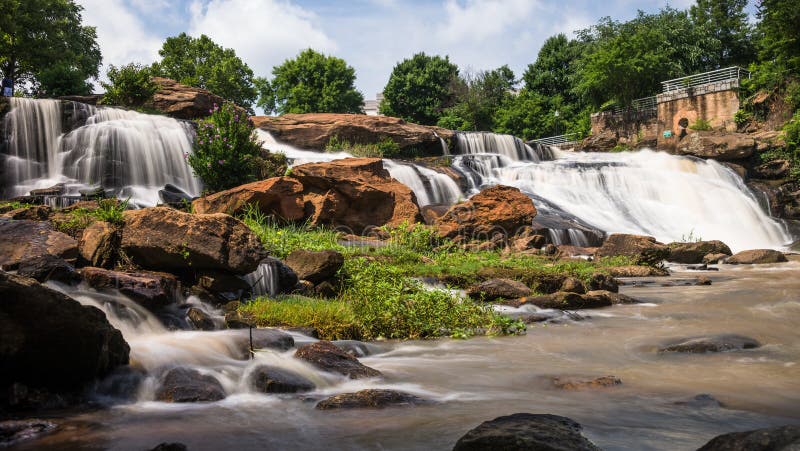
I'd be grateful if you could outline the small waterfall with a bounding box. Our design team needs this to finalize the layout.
[243,259,280,298]
[382,160,462,206]
[454,131,552,162]
[257,129,353,165]
[2,98,200,206]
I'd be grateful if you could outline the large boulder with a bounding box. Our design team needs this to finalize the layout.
[697,425,800,450]
[752,159,791,179]
[16,254,79,284]
[467,279,532,301]
[289,158,423,233]
[121,207,267,274]
[0,272,130,393]
[294,341,381,379]
[252,113,454,155]
[315,389,428,410]
[667,240,732,264]
[154,367,226,403]
[0,219,78,270]
[595,234,669,266]
[80,267,179,310]
[250,366,314,394]
[676,131,755,160]
[78,221,121,268]
[658,334,760,353]
[518,291,613,310]
[149,77,244,120]
[725,249,787,264]
[436,185,537,239]
[452,413,600,451]
[192,177,305,219]
[285,250,344,284]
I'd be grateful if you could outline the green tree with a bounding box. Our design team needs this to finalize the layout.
[152,33,258,110]
[756,0,800,75]
[100,63,158,107]
[0,0,101,96]
[492,90,550,140]
[380,53,459,125]
[437,65,516,131]
[257,48,364,115]
[690,0,754,68]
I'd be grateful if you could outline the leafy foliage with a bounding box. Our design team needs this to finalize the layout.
[380,53,459,125]
[257,49,364,114]
[756,0,800,76]
[437,65,516,132]
[100,63,158,107]
[690,0,754,68]
[324,134,401,158]
[188,102,261,192]
[241,205,344,259]
[152,33,258,110]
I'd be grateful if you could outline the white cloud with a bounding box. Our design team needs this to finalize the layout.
[437,0,541,43]
[187,0,337,78]
[79,0,162,69]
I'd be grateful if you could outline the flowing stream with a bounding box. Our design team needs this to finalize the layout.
[12,258,800,450]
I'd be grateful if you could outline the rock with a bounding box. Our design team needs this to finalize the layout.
[252,113,453,155]
[702,253,729,264]
[725,249,787,264]
[675,393,723,408]
[0,419,58,447]
[332,340,378,358]
[676,131,755,160]
[595,234,670,266]
[695,275,712,285]
[0,272,129,393]
[697,425,800,451]
[752,159,791,179]
[158,184,194,206]
[257,257,299,295]
[543,243,558,256]
[519,291,612,310]
[78,221,121,268]
[559,277,586,294]
[314,280,338,297]
[607,265,669,277]
[250,366,314,393]
[16,254,79,284]
[556,245,597,257]
[234,328,295,355]
[467,278,532,302]
[121,207,267,274]
[80,267,179,310]
[149,77,243,120]
[0,219,78,270]
[192,177,304,219]
[294,341,381,379]
[289,158,423,233]
[452,413,600,451]
[197,270,251,296]
[552,375,622,390]
[149,443,188,451]
[285,250,344,284]
[584,290,639,305]
[659,334,760,353]
[667,240,732,264]
[316,389,428,410]
[509,234,545,252]
[0,204,52,220]
[587,272,618,293]
[186,307,216,331]
[436,185,536,240]
[154,367,226,403]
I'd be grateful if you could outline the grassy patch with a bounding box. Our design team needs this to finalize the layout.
[241,205,345,259]
[0,200,33,210]
[325,134,402,158]
[240,296,363,340]
[52,198,127,235]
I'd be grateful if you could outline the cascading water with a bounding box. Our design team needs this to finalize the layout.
[1,98,200,206]
[243,259,280,298]
[451,132,791,251]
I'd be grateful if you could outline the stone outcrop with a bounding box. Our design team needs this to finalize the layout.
[0,219,78,270]
[595,234,669,266]
[294,341,381,379]
[16,254,79,284]
[517,291,613,310]
[80,267,179,310]
[753,159,791,179]
[666,240,732,264]
[315,389,428,410]
[192,177,305,220]
[452,413,600,451]
[467,278,532,302]
[436,185,536,239]
[149,77,244,120]
[658,334,760,353]
[285,250,344,284]
[78,221,121,268]
[675,131,755,160]
[725,249,787,264]
[0,272,129,394]
[290,158,423,233]
[252,113,454,155]
[154,367,226,403]
[250,366,314,394]
[121,207,267,274]
[697,425,800,451]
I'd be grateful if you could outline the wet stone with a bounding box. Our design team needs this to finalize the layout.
[315,389,428,410]
[658,334,760,353]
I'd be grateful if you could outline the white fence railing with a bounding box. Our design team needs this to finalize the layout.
[529,133,580,147]
[660,66,750,93]
[611,96,657,114]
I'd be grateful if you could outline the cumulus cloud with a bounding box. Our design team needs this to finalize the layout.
[79,0,162,69]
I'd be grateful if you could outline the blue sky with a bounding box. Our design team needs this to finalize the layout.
[78,0,737,101]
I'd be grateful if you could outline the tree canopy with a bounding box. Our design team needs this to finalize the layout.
[380,53,459,125]
[257,48,364,115]
[437,65,516,131]
[0,0,101,96]
[690,0,754,68]
[756,0,800,75]
[152,33,258,110]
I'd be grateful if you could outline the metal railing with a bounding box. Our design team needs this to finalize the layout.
[660,66,751,93]
[611,96,657,115]
[529,133,580,148]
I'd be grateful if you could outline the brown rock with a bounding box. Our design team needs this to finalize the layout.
[0,205,52,221]
[81,267,179,310]
[0,219,78,270]
[252,113,453,155]
[315,389,428,410]
[725,249,787,264]
[559,277,586,294]
[510,234,545,252]
[192,177,304,219]
[121,207,267,274]
[436,185,536,239]
[552,375,622,390]
[520,291,612,310]
[452,413,600,451]
[666,240,732,264]
[587,272,619,292]
[752,159,790,179]
[467,278,532,301]
[285,250,344,284]
[607,265,669,277]
[78,221,121,268]
[676,131,755,160]
[595,234,669,266]
[697,425,800,451]
[584,290,638,305]
[149,77,244,120]
[294,341,381,379]
[290,158,423,232]
[702,253,728,264]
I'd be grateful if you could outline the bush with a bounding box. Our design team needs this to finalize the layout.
[689,118,712,131]
[324,135,401,158]
[252,151,288,180]
[188,102,262,192]
[100,63,158,107]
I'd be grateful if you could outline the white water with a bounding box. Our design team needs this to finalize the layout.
[2,98,200,206]
[452,132,791,251]
[243,259,280,297]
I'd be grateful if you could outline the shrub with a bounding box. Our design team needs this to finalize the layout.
[188,102,262,192]
[325,135,401,158]
[689,118,712,131]
[100,63,158,107]
[252,151,288,180]
[734,109,753,128]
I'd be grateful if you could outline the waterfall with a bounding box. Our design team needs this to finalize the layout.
[2,98,200,207]
[243,259,280,298]
[452,132,791,251]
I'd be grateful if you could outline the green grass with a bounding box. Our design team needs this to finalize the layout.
[689,118,712,131]
[240,205,345,259]
[239,296,363,340]
[325,134,401,158]
[0,200,33,210]
[53,198,128,235]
